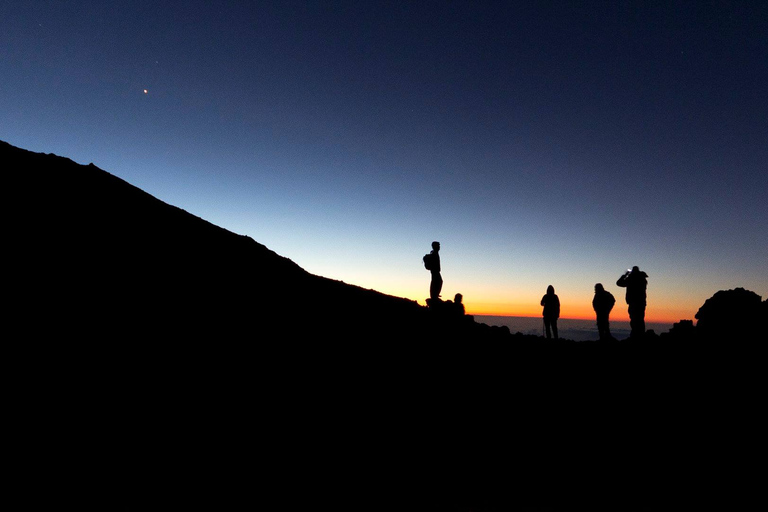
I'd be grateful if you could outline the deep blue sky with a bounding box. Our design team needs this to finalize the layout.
[3,1,766,320]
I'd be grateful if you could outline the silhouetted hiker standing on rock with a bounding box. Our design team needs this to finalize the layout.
[592,283,616,340]
[423,241,442,303]
[540,285,560,339]
[617,266,648,338]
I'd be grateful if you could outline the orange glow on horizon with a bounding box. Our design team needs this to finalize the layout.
[466,303,688,325]
[387,286,694,326]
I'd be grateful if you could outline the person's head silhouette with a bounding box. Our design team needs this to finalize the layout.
[547,285,555,295]
[595,283,604,292]
[454,293,462,304]
[432,241,440,252]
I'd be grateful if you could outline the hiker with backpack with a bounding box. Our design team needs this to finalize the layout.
[423,241,442,303]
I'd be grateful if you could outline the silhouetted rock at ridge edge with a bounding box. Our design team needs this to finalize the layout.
[695,287,763,340]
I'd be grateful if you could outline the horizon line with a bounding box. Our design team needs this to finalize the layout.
[469,313,680,325]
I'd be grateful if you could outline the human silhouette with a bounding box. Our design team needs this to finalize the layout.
[592,283,616,341]
[423,241,442,301]
[540,285,560,339]
[453,293,465,316]
[616,266,648,338]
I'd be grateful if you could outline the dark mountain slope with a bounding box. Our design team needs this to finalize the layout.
[7,140,734,511]
[5,140,428,339]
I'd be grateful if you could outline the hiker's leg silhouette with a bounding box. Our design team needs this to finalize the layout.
[597,313,611,340]
[628,304,646,337]
[430,271,443,300]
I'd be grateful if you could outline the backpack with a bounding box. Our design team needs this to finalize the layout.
[423,253,434,271]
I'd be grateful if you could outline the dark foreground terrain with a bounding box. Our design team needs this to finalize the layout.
[6,140,759,511]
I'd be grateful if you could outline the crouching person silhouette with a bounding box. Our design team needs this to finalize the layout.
[540,285,560,339]
[452,293,465,316]
[592,283,616,340]
[423,241,442,303]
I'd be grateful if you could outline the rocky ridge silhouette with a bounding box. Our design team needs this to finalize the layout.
[6,139,442,340]
[5,139,758,511]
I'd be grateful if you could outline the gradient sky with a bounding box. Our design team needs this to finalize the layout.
[3,1,766,323]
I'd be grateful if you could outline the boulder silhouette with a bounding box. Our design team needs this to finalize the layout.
[695,287,763,340]
[664,318,696,342]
